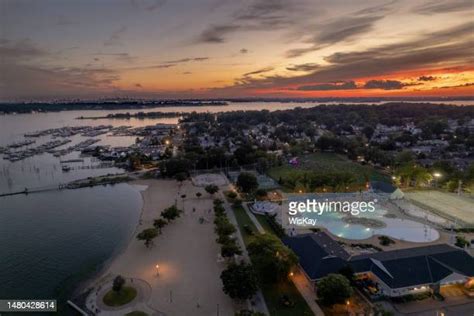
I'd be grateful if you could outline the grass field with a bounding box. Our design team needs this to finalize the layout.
[268,153,388,192]
[405,190,474,225]
[231,205,314,316]
[102,286,137,306]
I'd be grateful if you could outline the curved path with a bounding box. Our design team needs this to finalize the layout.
[86,276,165,316]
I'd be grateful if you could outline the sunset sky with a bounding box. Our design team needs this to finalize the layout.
[0,0,473,100]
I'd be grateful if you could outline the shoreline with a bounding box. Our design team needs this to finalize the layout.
[71,182,147,301]
[78,178,236,315]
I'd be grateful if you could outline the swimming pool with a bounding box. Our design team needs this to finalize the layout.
[315,209,439,242]
[283,194,440,242]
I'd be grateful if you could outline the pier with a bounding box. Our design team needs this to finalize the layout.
[0,184,67,197]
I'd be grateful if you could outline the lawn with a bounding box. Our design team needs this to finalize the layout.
[268,152,388,192]
[102,286,137,307]
[254,214,280,236]
[231,205,314,316]
[232,205,259,245]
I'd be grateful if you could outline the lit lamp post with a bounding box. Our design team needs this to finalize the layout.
[155,264,160,276]
[433,172,442,188]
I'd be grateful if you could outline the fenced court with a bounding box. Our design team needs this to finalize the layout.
[191,173,228,187]
[405,190,474,226]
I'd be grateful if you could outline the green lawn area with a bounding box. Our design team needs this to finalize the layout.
[125,312,148,316]
[232,205,258,245]
[268,152,388,192]
[102,286,137,307]
[231,205,314,316]
[254,214,279,236]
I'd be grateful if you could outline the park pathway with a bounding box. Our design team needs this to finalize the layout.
[241,202,266,233]
[220,192,270,316]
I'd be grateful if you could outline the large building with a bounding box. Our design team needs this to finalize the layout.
[283,232,474,297]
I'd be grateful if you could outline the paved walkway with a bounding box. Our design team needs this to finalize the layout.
[242,202,265,234]
[291,268,326,316]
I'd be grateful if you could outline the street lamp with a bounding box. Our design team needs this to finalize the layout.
[155,264,160,276]
[433,172,442,188]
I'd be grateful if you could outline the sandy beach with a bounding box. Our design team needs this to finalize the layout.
[87,179,236,315]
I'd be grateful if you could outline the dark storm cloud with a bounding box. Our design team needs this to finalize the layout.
[240,48,249,54]
[418,75,437,81]
[286,63,319,72]
[414,0,473,15]
[296,81,357,91]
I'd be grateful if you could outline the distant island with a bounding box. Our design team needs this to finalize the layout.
[1,96,473,114]
[0,100,228,114]
[77,111,183,120]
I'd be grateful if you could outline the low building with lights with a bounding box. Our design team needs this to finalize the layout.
[283,232,474,298]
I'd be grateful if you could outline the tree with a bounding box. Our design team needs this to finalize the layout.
[247,234,298,283]
[153,218,167,233]
[237,172,258,193]
[221,241,242,258]
[221,263,258,300]
[161,205,182,222]
[160,158,191,177]
[215,216,237,236]
[205,184,219,195]
[338,265,355,285]
[175,172,188,182]
[112,275,125,292]
[136,228,159,248]
[317,274,353,306]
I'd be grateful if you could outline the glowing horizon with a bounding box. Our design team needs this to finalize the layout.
[1,0,473,100]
